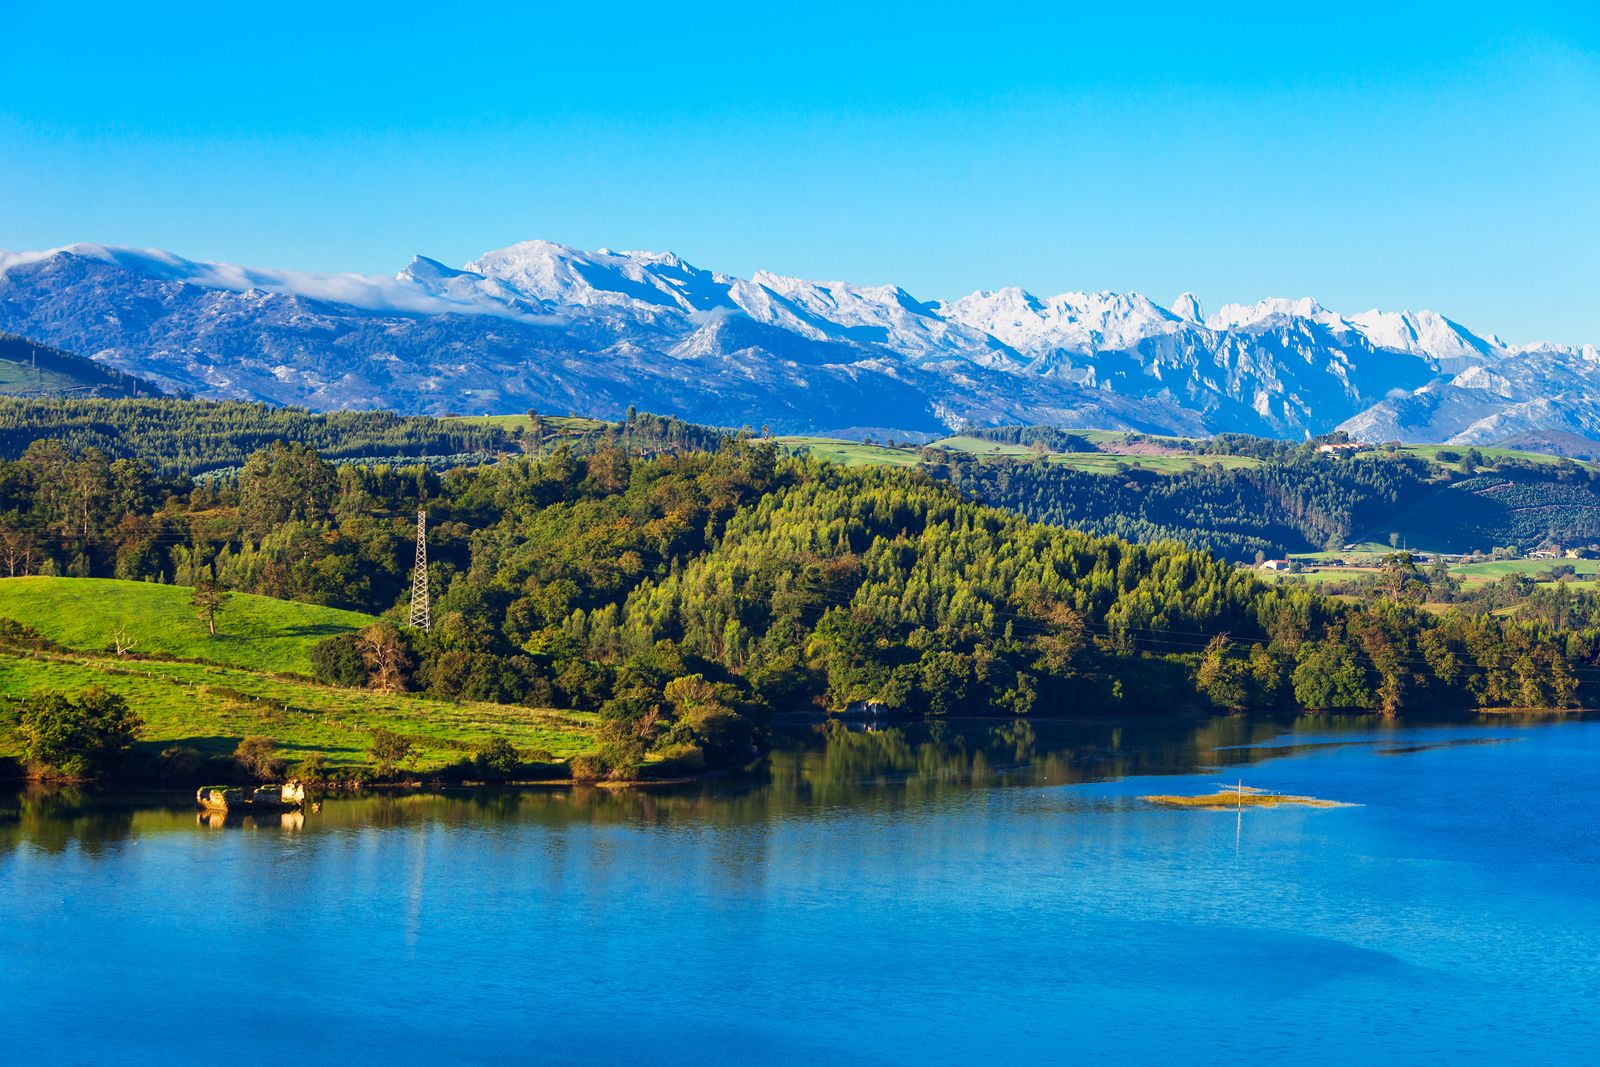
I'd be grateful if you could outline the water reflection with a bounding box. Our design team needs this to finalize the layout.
[0,710,1564,856]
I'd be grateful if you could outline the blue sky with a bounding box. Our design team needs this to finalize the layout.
[2,2,1597,343]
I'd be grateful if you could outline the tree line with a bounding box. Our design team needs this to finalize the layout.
[0,431,1592,779]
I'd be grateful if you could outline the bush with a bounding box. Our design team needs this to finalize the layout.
[234,735,286,780]
[651,742,706,775]
[310,632,368,687]
[0,617,56,650]
[159,745,206,781]
[473,736,521,780]
[570,739,642,782]
[290,752,332,784]
[18,686,143,779]
[368,728,415,777]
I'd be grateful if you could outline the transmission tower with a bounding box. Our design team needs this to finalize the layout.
[408,509,430,632]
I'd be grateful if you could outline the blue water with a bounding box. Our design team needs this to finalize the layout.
[3,716,1598,1065]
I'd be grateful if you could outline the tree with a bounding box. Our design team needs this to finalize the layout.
[368,728,415,777]
[18,686,143,779]
[1291,642,1374,711]
[238,441,337,533]
[190,578,230,636]
[663,673,754,766]
[357,623,412,692]
[1376,552,1426,605]
[1195,634,1249,710]
[0,525,38,577]
[111,624,137,656]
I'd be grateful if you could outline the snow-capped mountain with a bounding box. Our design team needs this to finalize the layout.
[0,239,1593,443]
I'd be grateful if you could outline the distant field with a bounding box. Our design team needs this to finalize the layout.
[448,413,610,433]
[0,577,375,676]
[1381,444,1595,471]
[0,361,82,395]
[778,437,923,467]
[1290,543,1406,563]
[1075,429,1203,449]
[1270,567,1372,585]
[782,433,1263,475]
[1269,556,1600,592]
[1047,452,1261,474]
[927,435,1040,459]
[1449,558,1600,585]
[925,435,1261,472]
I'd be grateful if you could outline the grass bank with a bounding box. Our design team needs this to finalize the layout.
[0,646,597,774]
[0,577,599,777]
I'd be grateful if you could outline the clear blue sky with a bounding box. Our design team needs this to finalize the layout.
[3,2,1597,344]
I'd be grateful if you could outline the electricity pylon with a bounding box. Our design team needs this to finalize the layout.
[409,509,430,632]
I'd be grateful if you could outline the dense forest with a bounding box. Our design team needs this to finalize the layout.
[932,449,1432,558]
[0,398,727,477]
[934,444,1600,559]
[0,427,1591,778]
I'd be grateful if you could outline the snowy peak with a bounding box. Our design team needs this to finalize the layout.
[1170,292,1204,324]
[1347,308,1494,363]
[1208,296,1336,332]
[2,234,1595,445]
[942,287,1185,355]
[397,254,472,283]
[466,240,737,315]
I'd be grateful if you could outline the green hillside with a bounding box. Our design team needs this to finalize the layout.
[0,647,595,771]
[0,577,375,675]
[776,436,922,467]
[0,333,161,399]
[0,577,598,773]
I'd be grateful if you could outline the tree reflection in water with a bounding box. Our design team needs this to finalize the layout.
[0,711,1507,855]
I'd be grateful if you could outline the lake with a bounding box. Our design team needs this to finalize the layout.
[3,713,1598,1065]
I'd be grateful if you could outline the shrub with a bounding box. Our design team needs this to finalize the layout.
[652,742,706,775]
[309,633,368,687]
[473,736,521,780]
[159,745,207,781]
[18,686,143,779]
[368,728,415,776]
[234,735,286,780]
[570,739,642,782]
[290,752,332,784]
[0,617,55,650]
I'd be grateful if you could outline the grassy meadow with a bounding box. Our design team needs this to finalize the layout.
[776,436,923,467]
[448,413,610,434]
[0,577,375,676]
[0,577,598,774]
[779,433,1262,474]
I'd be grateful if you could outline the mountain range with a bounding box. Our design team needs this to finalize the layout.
[0,240,1595,442]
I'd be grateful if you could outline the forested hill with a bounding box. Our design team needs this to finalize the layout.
[0,333,162,400]
[0,397,519,475]
[0,396,1594,560]
[0,399,731,477]
[933,445,1600,560]
[0,436,1589,779]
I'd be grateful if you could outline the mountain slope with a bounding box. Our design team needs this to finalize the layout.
[0,332,163,398]
[0,240,1593,441]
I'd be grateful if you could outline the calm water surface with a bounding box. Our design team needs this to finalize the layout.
[3,714,1598,1065]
